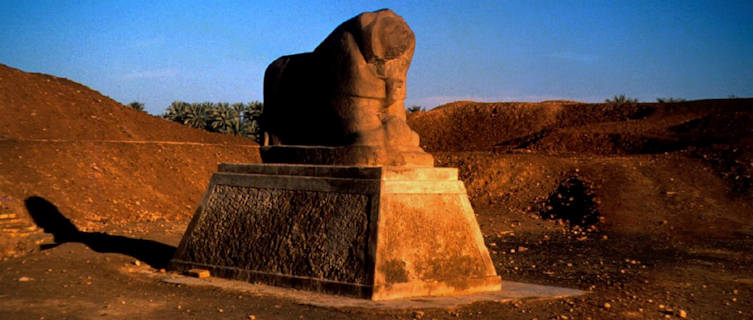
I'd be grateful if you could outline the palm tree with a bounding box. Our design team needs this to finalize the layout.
[407,105,423,113]
[127,101,145,112]
[605,94,638,104]
[209,104,241,134]
[656,97,685,103]
[163,101,190,122]
[242,101,264,142]
[230,102,246,116]
[183,103,209,129]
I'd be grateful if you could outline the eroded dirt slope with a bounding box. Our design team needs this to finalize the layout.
[0,64,260,258]
[408,100,753,239]
[409,99,753,155]
[0,63,251,143]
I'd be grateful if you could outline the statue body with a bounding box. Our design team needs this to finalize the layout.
[263,9,432,166]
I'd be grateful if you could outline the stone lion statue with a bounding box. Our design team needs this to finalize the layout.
[262,9,432,166]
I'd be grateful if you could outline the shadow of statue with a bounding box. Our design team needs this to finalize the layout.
[25,196,176,269]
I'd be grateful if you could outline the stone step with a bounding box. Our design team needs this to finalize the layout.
[0,230,54,259]
[381,167,458,181]
[0,218,25,225]
[1,224,38,233]
[218,163,458,181]
[0,213,18,219]
[27,231,54,245]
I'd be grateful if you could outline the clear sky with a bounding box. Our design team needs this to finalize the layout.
[1,0,751,114]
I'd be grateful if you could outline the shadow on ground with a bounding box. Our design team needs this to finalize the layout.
[24,196,176,269]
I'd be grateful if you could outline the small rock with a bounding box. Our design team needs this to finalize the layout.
[132,260,141,266]
[248,315,256,320]
[412,310,425,319]
[18,276,33,282]
[186,269,210,278]
[678,309,687,318]
[603,302,611,309]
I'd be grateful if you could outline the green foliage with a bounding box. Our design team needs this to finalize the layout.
[209,104,240,134]
[183,103,210,129]
[656,97,686,103]
[407,105,424,113]
[605,94,638,104]
[127,101,145,112]
[242,101,264,143]
[161,100,264,143]
[163,101,190,123]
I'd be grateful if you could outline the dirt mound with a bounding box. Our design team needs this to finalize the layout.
[435,152,752,238]
[0,64,260,259]
[408,99,753,155]
[408,99,753,239]
[0,63,251,144]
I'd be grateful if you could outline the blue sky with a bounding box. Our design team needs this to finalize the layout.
[1,0,751,114]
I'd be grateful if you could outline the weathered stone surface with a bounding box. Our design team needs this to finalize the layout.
[176,184,372,285]
[169,164,500,300]
[0,195,54,260]
[373,190,499,299]
[262,9,433,166]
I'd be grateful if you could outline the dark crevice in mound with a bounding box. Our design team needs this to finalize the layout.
[493,127,554,152]
[626,104,657,120]
[606,134,690,154]
[670,112,753,140]
[539,176,600,227]
[688,144,753,196]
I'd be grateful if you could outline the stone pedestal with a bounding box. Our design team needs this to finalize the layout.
[169,163,501,300]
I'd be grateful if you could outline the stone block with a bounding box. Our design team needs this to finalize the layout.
[186,269,211,279]
[169,163,500,300]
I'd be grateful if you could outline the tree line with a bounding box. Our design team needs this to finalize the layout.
[124,94,695,144]
[157,101,264,143]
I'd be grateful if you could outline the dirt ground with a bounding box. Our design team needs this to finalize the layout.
[1,64,753,319]
[1,199,751,319]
